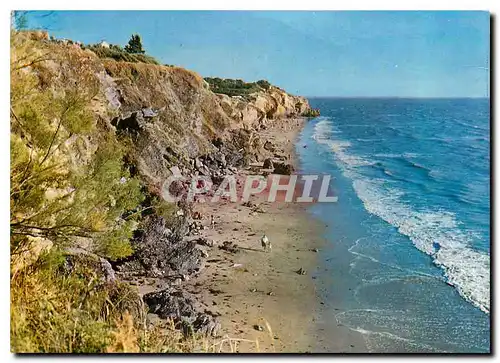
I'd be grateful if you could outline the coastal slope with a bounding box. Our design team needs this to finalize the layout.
[10,30,327,353]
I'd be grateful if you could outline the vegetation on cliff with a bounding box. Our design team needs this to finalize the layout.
[9,30,196,353]
[204,77,272,97]
[84,33,157,64]
[81,33,159,65]
[82,44,160,65]
[124,33,146,54]
[301,108,321,117]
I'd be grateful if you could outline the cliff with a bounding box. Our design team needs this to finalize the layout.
[10,30,314,352]
[15,31,313,182]
[101,60,311,187]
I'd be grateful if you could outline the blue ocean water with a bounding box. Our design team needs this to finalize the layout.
[296,98,490,353]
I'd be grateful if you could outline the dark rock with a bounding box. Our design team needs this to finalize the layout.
[209,288,224,295]
[127,215,204,278]
[263,140,275,152]
[242,200,255,208]
[219,241,239,253]
[213,151,227,167]
[263,158,274,169]
[143,287,220,337]
[196,237,214,247]
[296,267,307,275]
[251,205,266,213]
[112,112,142,135]
[212,137,224,149]
[191,313,221,337]
[273,162,295,175]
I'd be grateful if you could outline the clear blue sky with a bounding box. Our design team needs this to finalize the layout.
[28,11,490,98]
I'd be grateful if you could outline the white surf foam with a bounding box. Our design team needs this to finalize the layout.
[312,118,491,314]
[314,119,376,168]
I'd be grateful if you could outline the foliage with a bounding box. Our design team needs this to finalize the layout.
[12,11,29,30]
[83,44,159,65]
[204,77,273,97]
[301,108,321,117]
[124,34,145,54]
[10,249,199,353]
[256,79,271,90]
[10,31,144,261]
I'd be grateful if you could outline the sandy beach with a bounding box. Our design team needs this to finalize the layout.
[180,118,366,352]
[185,118,321,352]
[135,117,367,352]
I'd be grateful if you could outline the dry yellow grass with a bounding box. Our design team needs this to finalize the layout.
[10,249,201,353]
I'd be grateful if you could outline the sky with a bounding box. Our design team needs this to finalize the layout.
[27,11,490,98]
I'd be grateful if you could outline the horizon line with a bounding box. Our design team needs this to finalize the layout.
[303,96,489,100]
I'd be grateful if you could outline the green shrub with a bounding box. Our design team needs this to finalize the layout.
[301,108,321,117]
[124,34,145,54]
[83,44,159,65]
[204,77,273,97]
[10,248,199,353]
[11,31,144,261]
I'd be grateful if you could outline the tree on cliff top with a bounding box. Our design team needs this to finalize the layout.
[124,34,145,54]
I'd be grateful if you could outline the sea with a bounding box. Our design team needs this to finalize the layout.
[296,98,490,353]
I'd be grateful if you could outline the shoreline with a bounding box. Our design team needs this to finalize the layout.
[185,117,324,352]
[134,117,367,352]
[184,117,365,352]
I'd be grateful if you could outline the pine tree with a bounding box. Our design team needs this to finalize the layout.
[124,34,145,54]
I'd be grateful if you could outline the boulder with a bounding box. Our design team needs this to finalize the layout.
[219,241,239,254]
[263,140,275,152]
[263,158,274,169]
[273,162,295,175]
[143,287,220,337]
[129,215,204,278]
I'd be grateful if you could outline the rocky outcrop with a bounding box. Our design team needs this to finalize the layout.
[273,162,295,175]
[215,86,309,130]
[143,287,221,337]
[98,60,312,187]
[118,215,205,278]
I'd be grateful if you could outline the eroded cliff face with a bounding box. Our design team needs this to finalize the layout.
[16,32,312,192]
[99,60,311,188]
